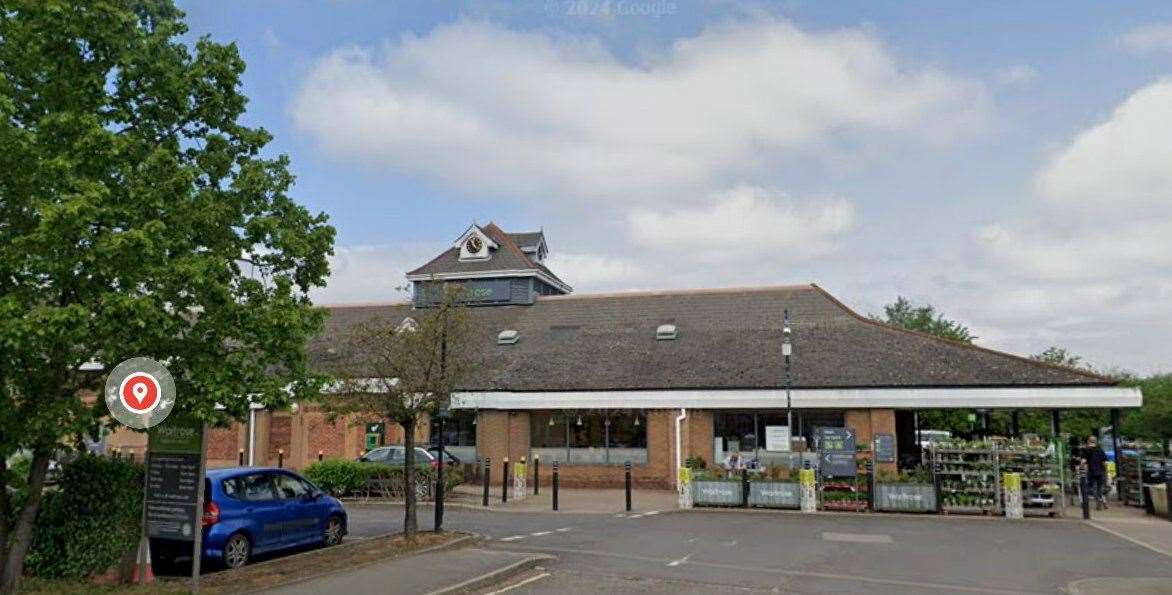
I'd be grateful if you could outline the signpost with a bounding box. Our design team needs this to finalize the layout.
[817,427,857,477]
[146,416,207,592]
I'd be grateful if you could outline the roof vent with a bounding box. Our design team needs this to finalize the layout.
[497,329,519,345]
[656,324,678,341]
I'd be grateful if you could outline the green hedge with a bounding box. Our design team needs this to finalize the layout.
[25,455,143,579]
[302,459,464,497]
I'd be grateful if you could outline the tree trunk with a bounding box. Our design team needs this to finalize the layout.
[1,451,51,594]
[0,455,9,565]
[402,416,417,539]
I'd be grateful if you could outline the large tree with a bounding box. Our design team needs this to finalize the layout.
[871,296,976,344]
[326,291,471,538]
[0,1,334,590]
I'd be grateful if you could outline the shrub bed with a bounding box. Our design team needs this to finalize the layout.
[25,455,143,580]
[302,459,464,498]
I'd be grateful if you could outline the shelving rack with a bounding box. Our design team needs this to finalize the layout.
[930,441,1065,517]
[931,447,1000,515]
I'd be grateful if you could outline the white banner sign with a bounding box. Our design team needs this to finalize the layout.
[765,425,791,452]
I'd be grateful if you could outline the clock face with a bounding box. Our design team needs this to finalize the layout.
[465,235,483,254]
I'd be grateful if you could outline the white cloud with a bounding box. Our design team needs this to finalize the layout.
[628,186,854,262]
[968,79,1172,373]
[292,19,986,206]
[310,243,439,305]
[995,64,1036,86]
[1119,23,1172,54]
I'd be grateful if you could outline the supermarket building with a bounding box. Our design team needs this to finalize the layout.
[111,223,1142,487]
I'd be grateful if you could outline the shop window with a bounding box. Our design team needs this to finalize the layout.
[430,410,477,461]
[529,411,647,465]
[713,410,845,468]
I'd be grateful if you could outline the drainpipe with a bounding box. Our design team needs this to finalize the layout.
[248,407,257,466]
[675,408,688,487]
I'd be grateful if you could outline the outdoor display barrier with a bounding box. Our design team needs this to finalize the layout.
[873,483,937,513]
[692,479,743,506]
[799,468,817,512]
[678,467,693,509]
[513,458,527,501]
[748,480,801,509]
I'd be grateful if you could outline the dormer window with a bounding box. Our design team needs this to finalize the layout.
[457,226,495,261]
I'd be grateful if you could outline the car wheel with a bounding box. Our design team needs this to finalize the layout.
[222,533,251,569]
[324,516,345,546]
[414,478,431,498]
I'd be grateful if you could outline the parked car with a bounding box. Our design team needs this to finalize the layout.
[156,467,347,569]
[426,446,461,466]
[359,445,439,469]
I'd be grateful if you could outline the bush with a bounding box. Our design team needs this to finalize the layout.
[303,459,368,496]
[25,455,143,579]
[302,459,465,498]
[684,456,707,470]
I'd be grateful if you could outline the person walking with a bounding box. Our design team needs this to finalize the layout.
[1081,436,1109,509]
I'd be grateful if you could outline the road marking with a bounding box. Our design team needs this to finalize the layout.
[821,532,893,544]
[644,510,659,515]
[1086,521,1172,559]
[613,513,627,518]
[530,531,552,537]
[555,527,573,532]
[666,554,691,567]
[486,572,551,594]
[628,514,643,519]
[498,535,525,542]
[496,545,1040,595]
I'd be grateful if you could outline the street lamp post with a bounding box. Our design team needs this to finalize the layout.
[783,309,793,445]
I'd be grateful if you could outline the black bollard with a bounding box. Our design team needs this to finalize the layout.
[502,458,510,504]
[626,461,633,511]
[553,461,560,511]
[318,450,324,462]
[534,456,540,495]
[741,468,749,508]
[239,449,245,466]
[1166,476,1172,522]
[1079,464,1091,520]
[278,449,284,468]
[933,463,943,513]
[482,457,491,507]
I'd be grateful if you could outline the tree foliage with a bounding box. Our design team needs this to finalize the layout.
[0,1,333,588]
[871,296,976,344]
[324,290,472,537]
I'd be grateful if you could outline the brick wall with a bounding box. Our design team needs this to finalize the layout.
[269,413,292,466]
[207,423,244,468]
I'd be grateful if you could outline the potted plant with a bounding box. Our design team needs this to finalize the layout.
[748,465,800,509]
[691,466,743,506]
[873,466,937,513]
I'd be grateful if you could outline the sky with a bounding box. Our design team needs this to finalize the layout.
[178,1,1172,375]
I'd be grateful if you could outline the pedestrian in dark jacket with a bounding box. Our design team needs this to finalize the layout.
[1082,436,1109,509]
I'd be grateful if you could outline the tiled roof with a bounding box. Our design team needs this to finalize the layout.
[506,232,544,250]
[311,285,1110,392]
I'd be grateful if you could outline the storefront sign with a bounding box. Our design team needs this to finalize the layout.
[692,481,743,506]
[875,433,896,463]
[145,417,205,541]
[764,426,791,452]
[418,279,514,305]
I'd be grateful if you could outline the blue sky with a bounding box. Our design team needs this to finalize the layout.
[179,1,1172,373]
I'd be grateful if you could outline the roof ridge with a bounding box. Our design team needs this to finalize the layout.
[483,222,539,268]
[537,284,816,301]
[321,300,412,309]
[808,284,1116,385]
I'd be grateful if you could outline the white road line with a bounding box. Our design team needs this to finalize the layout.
[555,527,573,532]
[613,513,626,518]
[666,554,691,567]
[486,572,551,594]
[530,531,552,537]
[498,535,525,542]
[644,510,659,515]
[628,514,643,519]
[1087,521,1172,560]
[821,532,893,544]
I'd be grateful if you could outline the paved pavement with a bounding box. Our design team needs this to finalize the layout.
[345,502,1172,594]
[262,547,550,595]
[1085,504,1172,559]
[445,484,680,513]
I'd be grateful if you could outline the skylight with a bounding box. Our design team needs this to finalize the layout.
[498,329,520,345]
[656,324,678,340]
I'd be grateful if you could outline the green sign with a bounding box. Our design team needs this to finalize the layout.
[148,415,203,453]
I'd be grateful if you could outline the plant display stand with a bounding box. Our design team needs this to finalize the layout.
[821,479,867,511]
[998,445,1062,517]
[932,446,1000,515]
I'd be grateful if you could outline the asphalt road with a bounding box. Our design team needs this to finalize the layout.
[347,504,1172,594]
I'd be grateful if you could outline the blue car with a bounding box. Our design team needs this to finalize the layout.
[199,467,347,568]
